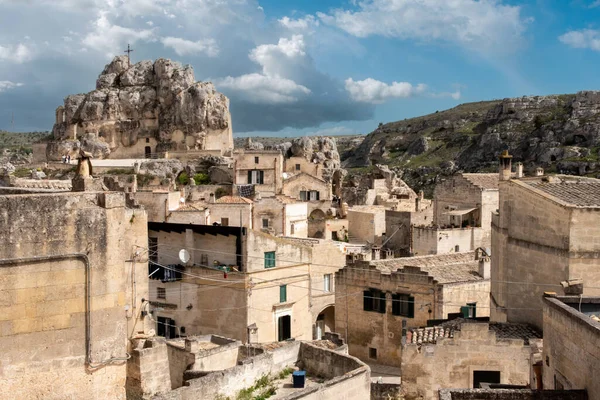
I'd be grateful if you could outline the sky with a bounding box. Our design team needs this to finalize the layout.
[1,0,600,137]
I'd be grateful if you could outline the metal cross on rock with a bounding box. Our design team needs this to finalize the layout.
[124,44,134,67]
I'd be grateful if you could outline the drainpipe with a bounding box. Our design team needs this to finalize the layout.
[0,254,129,369]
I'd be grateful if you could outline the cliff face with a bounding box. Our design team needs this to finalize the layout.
[49,56,232,160]
[343,92,600,194]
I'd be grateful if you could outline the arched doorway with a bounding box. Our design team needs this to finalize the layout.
[309,208,327,238]
[315,305,335,340]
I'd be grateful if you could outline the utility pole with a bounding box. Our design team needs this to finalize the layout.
[10,112,14,131]
[124,44,134,68]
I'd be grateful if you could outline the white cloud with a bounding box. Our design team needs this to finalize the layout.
[310,126,356,136]
[318,0,529,53]
[0,43,33,63]
[82,12,154,56]
[0,81,23,93]
[278,15,319,32]
[590,1,600,8]
[345,78,426,104]
[559,29,600,51]
[215,35,312,104]
[161,36,219,57]
[215,73,310,103]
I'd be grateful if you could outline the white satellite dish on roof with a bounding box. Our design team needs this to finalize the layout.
[179,249,190,264]
[282,172,288,179]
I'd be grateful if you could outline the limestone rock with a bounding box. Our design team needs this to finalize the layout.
[208,166,234,184]
[291,137,314,158]
[0,162,15,175]
[31,170,46,180]
[138,159,184,179]
[407,136,429,156]
[49,56,232,161]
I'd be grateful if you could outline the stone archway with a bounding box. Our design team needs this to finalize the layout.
[308,209,327,238]
[315,305,335,340]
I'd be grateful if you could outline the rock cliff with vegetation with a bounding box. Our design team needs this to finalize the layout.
[342,91,600,194]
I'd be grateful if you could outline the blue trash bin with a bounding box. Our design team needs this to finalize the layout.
[292,370,306,388]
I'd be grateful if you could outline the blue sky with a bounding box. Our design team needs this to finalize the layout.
[1,0,600,137]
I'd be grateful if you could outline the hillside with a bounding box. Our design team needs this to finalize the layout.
[0,130,50,151]
[343,92,600,195]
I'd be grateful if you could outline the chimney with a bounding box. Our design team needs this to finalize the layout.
[516,162,524,178]
[536,167,544,177]
[478,257,491,279]
[209,193,215,204]
[499,150,513,181]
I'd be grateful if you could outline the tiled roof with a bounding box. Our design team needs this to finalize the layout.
[372,252,482,284]
[275,195,301,204]
[525,177,600,207]
[407,319,541,345]
[461,173,499,190]
[215,195,253,204]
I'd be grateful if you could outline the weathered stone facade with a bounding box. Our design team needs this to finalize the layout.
[0,191,150,399]
[491,175,600,329]
[402,322,538,400]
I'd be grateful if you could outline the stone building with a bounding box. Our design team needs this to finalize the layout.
[147,222,344,343]
[412,173,499,255]
[402,321,541,400]
[210,195,254,228]
[48,56,233,161]
[384,198,434,256]
[491,174,600,329]
[543,294,600,398]
[0,189,150,399]
[335,252,491,367]
[253,195,309,238]
[233,149,284,197]
[347,205,387,245]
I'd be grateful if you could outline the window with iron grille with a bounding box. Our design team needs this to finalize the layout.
[157,287,166,299]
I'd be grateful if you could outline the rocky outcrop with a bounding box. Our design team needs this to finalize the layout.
[343,92,600,195]
[49,56,232,160]
[138,159,184,179]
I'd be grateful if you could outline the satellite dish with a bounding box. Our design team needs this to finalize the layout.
[179,249,190,264]
[282,172,288,179]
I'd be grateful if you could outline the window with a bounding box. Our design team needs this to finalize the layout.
[363,289,386,313]
[221,217,229,226]
[264,251,276,268]
[149,237,158,263]
[200,254,209,265]
[309,190,320,201]
[392,293,415,318]
[299,191,307,201]
[157,287,166,299]
[278,315,291,341]
[248,170,264,184]
[473,371,500,388]
[324,274,332,292]
[290,223,295,235]
[157,316,176,339]
[255,156,259,164]
[280,285,287,303]
[369,347,377,359]
[146,138,150,143]
[455,245,460,252]
[262,218,270,229]
[461,303,477,318]
[295,164,301,171]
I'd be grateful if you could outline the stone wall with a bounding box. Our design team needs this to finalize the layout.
[136,191,181,222]
[441,280,491,318]
[413,226,482,256]
[208,202,253,228]
[543,296,600,399]
[335,265,436,367]
[439,389,588,400]
[0,191,150,400]
[347,206,386,245]
[127,338,173,399]
[401,323,532,400]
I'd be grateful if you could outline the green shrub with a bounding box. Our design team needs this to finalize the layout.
[214,187,228,199]
[178,172,190,185]
[13,168,31,178]
[193,172,210,185]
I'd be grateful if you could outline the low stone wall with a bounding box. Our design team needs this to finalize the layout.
[185,184,231,202]
[127,338,172,400]
[153,341,300,400]
[439,389,588,400]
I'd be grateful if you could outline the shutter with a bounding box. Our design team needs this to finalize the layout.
[169,319,176,339]
[316,191,320,201]
[408,296,415,318]
[280,285,287,303]
[472,305,477,318]
[392,294,400,316]
[461,306,470,318]
[300,191,306,201]
[259,170,264,184]
[247,170,252,184]
[379,291,386,314]
[363,290,372,311]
